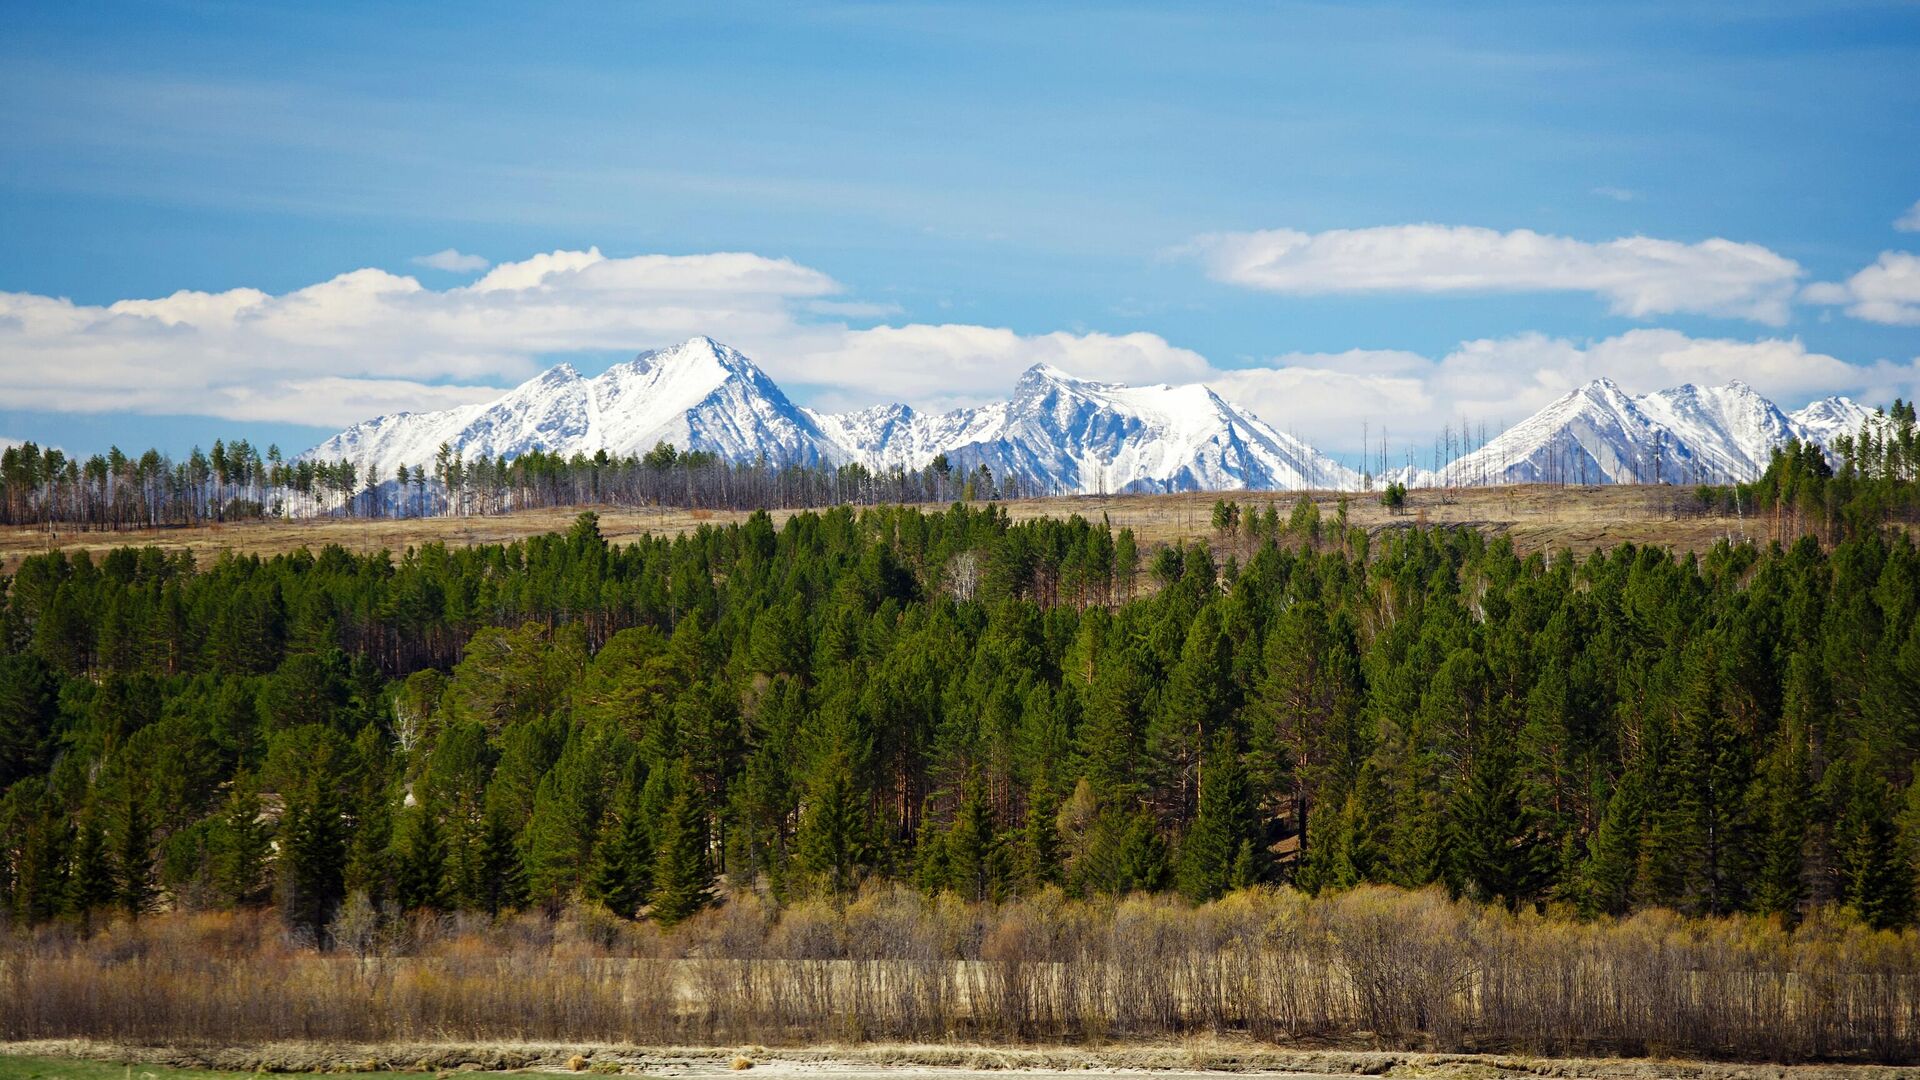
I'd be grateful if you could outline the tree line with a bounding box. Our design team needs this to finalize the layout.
[0,437,1025,530]
[1695,400,1920,539]
[2,502,1919,945]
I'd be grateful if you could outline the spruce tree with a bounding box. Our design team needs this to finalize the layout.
[587,760,654,918]
[946,779,1000,901]
[395,803,450,912]
[1839,773,1915,930]
[115,790,155,918]
[1177,732,1261,902]
[1447,741,1545,910]
[796,751,866,895]
[1017,782,1063,891]
[68,816,117,920]
[471,804,528,916]
[650,763,714,926]
[209,779,273,907]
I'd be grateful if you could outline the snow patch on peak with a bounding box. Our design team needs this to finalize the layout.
[1792,396,1879,444]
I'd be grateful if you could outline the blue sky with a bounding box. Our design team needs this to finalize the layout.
[3,1,1918,460]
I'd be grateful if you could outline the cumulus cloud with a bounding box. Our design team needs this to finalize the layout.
[1207,329,1919,454]
[0,247,1213,432]
[9,244,1909,462]
[786,324,1211,413]
[1803,252,1920,325]
[1191,224,1804,324]
[0,248,842,426]
[410,248,491,273]
[1897,201,1920,232]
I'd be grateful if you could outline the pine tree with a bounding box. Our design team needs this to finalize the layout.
[588,760,654,918]
[68,816,117,920]
[1176,731,1261,902]
[395,803,450,912]
[1447,740,1545,910]
[650,763,714,926]
[115,789,155,918]
[209,779,274,907]
[796,751,866,896]
[471,804,528,916]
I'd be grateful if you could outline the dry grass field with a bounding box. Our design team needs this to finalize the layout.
[0,485,1823,575]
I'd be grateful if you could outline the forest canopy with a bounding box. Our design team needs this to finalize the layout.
[3,502,1920,939]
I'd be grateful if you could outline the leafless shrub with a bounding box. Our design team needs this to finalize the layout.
[2,885,1917,1062]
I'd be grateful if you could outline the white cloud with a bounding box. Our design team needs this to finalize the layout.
[1591,186,1638,203]
[1802,252,1920,325]
[8,244,1908,463]
[1897,201,1920,233]
[1191,224,1804,324]
[787,324,1211,413]
[0,248,842,427]
[0,247,1212,431]
[1206,329,1918,454]
[410,248,491,273]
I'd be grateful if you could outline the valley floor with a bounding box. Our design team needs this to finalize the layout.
[0,484,1838,575]
[5,1041,1915,1080]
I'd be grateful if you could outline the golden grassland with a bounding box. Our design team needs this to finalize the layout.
[0,485,1837,575]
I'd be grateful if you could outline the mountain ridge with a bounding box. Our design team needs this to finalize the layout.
[307,336,1883,493]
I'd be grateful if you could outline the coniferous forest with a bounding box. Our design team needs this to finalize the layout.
[5,502,1920,1058]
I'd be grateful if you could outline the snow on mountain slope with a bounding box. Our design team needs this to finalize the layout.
[1416,378,1865,489]
[1636,380,1799,483]
[925,364,1357,494]
[1424,378,1707,487]
[1791,396,1880,445]
[806,401,1009,472]
[309,335,1875,497]
[308,337,842,477]
[311,339,1358,494]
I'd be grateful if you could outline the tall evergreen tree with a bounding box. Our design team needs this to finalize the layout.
[1176,731,1262,902]
[650,762,714,926]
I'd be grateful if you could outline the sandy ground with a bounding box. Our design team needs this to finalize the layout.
[0,485,1847,575]
[3,1040,1915,1080]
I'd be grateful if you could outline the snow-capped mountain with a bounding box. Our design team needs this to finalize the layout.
[806,401,1010,473]
[937,364,1355,494]
[308,335,1886,496]
[1635,380,1800,483]
[1790,396,1880,445]
[310,338,1355,495]
[308,337,843,477]
[1427,378,1693,487]
[1419,378,1870,488]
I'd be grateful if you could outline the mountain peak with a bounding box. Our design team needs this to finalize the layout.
[522,362,583,388]
[1018,362,1084,385]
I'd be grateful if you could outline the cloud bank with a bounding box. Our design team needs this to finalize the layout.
[1897,201,1920,233]
[1803,252,1920,326]
[3,246,1911,459]
[1211,329,1920,453]
[0,248,1209,429]
[1192,224,1805,324]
